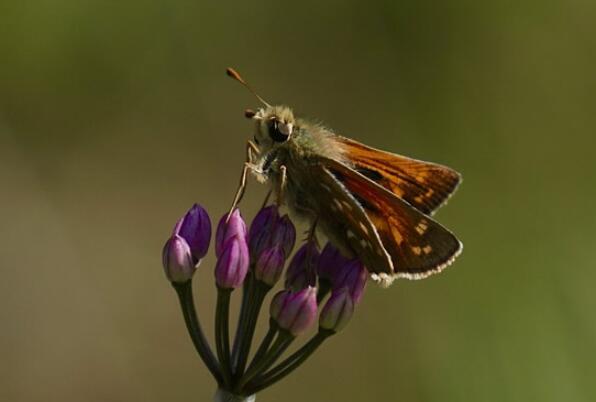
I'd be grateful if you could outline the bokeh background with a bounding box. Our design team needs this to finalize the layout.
[2,1,595,401]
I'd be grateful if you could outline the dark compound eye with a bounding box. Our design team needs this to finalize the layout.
[267,119,290,143]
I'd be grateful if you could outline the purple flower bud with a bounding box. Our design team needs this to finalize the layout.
[215,209,247,258]
[319,287,354,333]
[317,242,351,285]
[248,205,280,260]
[270,287,318,336]
[173,204,212,264]
[162,235,196,283]
[332,259,368,304]
[249,206,279,244]
[254,245,286,287]
[215,235,249,289]
[270,215,296,258]
[284,241,319,291]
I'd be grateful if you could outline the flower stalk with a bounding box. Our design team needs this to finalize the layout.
[232,278,269,379]
[173,281,223,385]
[216,288,233,388]
[245,329,333,394]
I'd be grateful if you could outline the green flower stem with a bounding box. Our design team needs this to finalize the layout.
[233,280,269,379]
[245,319,278,373]
[173,281,223,384]
[231,270,253,369]
[216,288,233,388]
[236,330,294,392]
[246,329,333,394]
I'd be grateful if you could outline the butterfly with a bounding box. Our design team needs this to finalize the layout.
[227,68,462,286]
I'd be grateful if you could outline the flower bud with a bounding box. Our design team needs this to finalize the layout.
[162,235,196,283]
[284,241,319,291]
[173,204,211,265]
[254,245,286,287]
[333,259,367,304]
[215,235,249,289]
[215,208,247,258]
[270,214,296,258]
[270,287,318,336]
[317,242,351,285]
[319,287,354,333]
[248,205,279,258]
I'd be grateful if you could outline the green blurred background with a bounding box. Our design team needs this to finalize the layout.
[2,1,595,401]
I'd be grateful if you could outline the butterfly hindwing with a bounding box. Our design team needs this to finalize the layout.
[335,136,461,215]
[323,158,462,279]
[309,164,394,275]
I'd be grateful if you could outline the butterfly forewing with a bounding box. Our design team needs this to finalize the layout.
[323,158,462,279]
[335,136,461,215]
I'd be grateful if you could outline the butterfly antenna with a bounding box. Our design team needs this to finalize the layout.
[226,67,271,108]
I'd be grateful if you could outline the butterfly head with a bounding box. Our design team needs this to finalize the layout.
[245,106,295,148]
[226,68,296,149]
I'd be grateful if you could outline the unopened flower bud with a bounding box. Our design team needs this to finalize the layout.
[162,235,195,283]
[319,287,354,333]
[248,205,279,259]
[317,242,351,285]
[270,287,318,336]
[285,241,319,291]
[333,259,367,304]
[215,235,249,289]
[254,246,286,287]
[215,209,247,257]
[270,214,296,258]
[173,204,211,265]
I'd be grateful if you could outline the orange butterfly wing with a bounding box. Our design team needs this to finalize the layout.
[323,158,462,282]
[335,136,461,215]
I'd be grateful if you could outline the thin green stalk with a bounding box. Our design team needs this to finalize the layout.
[245,319,278,373]
[246,330,333,394]
[231,270,254,369]
[233,281,269,379]
[236,331,294,392]
[216,288,233,388]
[173,281,223,384]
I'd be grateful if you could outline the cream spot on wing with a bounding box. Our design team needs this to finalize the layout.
[415,220,429,235]
[423,245,432,254]
[359,223,369,235]
[333,198,343,211]
[359,239,369,248]
[341,201,353,211]
[411,246,422,255]
[390,225,404,245]
[346,230,356,239]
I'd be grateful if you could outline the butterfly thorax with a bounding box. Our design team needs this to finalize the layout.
[251,106,347,221]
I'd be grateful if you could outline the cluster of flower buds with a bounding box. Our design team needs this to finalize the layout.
[162,204,211,283]
[215,209,249,289]
[249,205,296,287]
[161,203,368,400]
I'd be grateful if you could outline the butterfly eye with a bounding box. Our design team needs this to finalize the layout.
[267,119,292,143]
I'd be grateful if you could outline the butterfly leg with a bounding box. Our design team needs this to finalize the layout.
[275,165,287,206]
[227,141,260,220]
